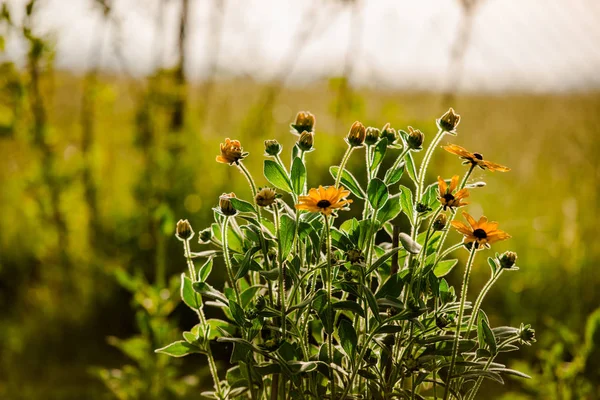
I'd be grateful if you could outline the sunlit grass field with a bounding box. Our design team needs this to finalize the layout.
[0,71,599,398]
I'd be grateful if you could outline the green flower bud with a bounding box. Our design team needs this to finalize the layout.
[518,323,536,345]
[219,193,237,216]
[297,131,314,152]
[381,123,398,145]
[346,248,365,264]
[175,219,193,241]
[264,139,282,156]
[364,127,380,146]
[499,251,517,269]
[433,214,448,231]
[198,227,212,244]
[437,107,461,133]
[407,126,424,150]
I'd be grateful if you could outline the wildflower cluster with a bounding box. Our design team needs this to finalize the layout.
[157,109,534,399]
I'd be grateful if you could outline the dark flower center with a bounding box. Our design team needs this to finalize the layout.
[443,193,455,202]
[473,228,487,239]
[473,152,484,160]
[317,200,332,208]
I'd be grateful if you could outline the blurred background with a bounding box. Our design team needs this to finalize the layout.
[0,0,599,399]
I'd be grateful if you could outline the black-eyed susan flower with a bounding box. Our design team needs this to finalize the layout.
[438,175,469,210]
[443,144,510,172]
[255,187,278,207]
[451,212,511,249]
[219,193,237,216]
[346,121,366,147]
[295,186,353,216]
[291,111,315,134]
[437,107,461,133]
[216,138,248,165]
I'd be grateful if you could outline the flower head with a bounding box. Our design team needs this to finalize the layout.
[346,121,366,147]
[381,123,398,145]
[437,108,461,133]
[176,219,193,241]
[219,193,237,216]
[291,111,315,134]
[216,138,248,165]
[438,175,470,210]
[406,126,424,150]
[364,127,380,146]
[264,139,282,156]
[295,185,353,216]
[433,214,448,231]
[499,251,518,269]
[451,212,511,249]
[443,144,510,172]
[297,131,314,152]
[198,227,213,244]
[517,323,536,346]
[255,187,278,207]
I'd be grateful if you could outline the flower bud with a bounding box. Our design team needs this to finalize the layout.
[245,308,258,320]
[345,248,364,264]
[518,323,536,346]
[406,126,424,150]
[176,219,193,241]
[499,251,517,269]
[198,227,213,244]
[438,107,461,133]
[264,139,282,156]
[433,214,448,231]
[255,187,277,207]
[291,111,315,134]
[436,313,452,329]
[416,202,431,213]
[364,127,380,146]
[346,121,366,147]
[219,193,237,216]
[381,123,398,145]
[297,131,314,151]
[255,295,267,310]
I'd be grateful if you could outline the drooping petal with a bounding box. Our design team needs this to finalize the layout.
[437,176,447,195]
[449,175,459,192]
[462,212,477,229]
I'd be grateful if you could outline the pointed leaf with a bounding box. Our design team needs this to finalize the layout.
[330,166,365,199]
[290,156,306,195]
[264,160,293,192]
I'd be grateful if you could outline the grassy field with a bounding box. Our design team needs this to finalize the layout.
[0,70,599,398]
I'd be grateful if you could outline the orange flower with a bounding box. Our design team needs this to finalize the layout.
[295,186,353,216]
[216,138,248,165]
[438,175,469,211]
[451,212,511,249]
[443,144,510,172]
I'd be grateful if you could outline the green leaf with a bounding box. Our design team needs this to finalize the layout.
[206,319,236,340]
[234,247,260,280]
[264,160,293,192]
[370,138,387,173]
[197,258,213,282]
[330,166,365,199]
[405,152,418,184]
[489,368,531,379]
[377,325,404,334]
[259,267,279,281]
[367,178,389,210]
[478,312,497,355]
[433,259,458,278]
[363,287,381,323]
[230,197,257,214]
[241,285,262,309]
[181,275,201,310]
[375,275,403,299]
[366,247,403,275]
[338,320,358,358]
[229,300,247,327]
[279,214,296,257]
[384,162,405,185]
[399,185,414,225]
[377,194,401,224]
[488,257,499,275]
[398,233,422,254]
[155,340,200,357]
[290,157,306,195]
[333,300,365,318]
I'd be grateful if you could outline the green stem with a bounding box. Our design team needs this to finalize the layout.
[222,217,242,305]
[335,146,354,188]
[323,214,335,398]
[383,147,410,184]
[339,330,378,400]
[416,129,445,202]
[274,204,286,338]
[443,245,477,400]
[183,240,223,399]
[466,338,519,400]
[466,270,504,338]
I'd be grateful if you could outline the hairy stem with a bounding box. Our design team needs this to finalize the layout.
[335,146,354,188]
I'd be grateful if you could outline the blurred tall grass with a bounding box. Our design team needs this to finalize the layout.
[0,64,599,398]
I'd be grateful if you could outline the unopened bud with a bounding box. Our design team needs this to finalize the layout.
[264,139,282,156]
[346,121,366,147]
[219,193,237,216]
[364,127,380,146]
[255,295,267,310]
[416,202,431,213]
[433,214,448,231]
[291,111,315,134]
[381,123,398,145]
[407,126,424,150]
[255,187,277,207]
[198,227,212,244]
[438,108,461,133]
[297,131,314,152]
[176,219,193,241]
[499,251,517,269]
[518,323,536,346]
[346,248,365,264]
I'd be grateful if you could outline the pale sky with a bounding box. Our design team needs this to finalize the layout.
[3,0,600,92]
